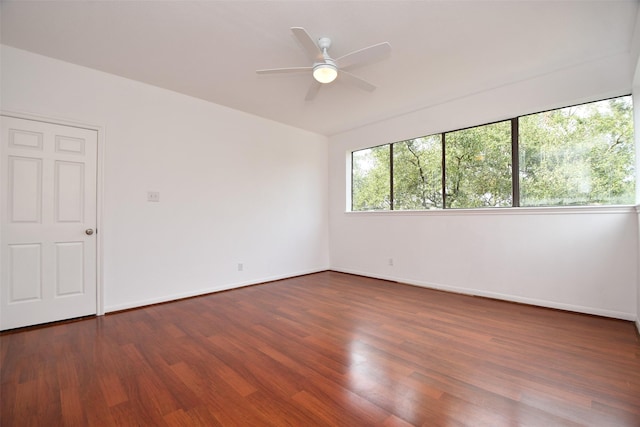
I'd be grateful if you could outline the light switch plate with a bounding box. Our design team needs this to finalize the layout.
[147,191,160,202]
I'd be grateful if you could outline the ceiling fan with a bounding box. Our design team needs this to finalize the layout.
[256,27,391,101]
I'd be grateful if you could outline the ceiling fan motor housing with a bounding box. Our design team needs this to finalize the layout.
[318,37,332,51]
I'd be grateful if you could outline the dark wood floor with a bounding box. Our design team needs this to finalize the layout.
[2,271,639,426]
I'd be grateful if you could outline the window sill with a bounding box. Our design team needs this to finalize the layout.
[345,205,636,216]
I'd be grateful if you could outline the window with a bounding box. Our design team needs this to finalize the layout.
[393,136,443,210]
[445,121,512,208]
[352,145,390,211]
[519,97,635,206]
[351,95,634,211]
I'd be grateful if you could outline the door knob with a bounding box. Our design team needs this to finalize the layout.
[85,228,94,235]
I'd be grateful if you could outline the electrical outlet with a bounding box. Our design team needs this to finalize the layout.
[237,263,244,272]
[388,258,394,266]
[147,191,160,202]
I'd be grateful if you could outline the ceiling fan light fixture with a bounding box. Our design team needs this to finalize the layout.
[313,63,338,84]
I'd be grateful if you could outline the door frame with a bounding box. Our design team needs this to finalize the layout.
[1,110,105,316]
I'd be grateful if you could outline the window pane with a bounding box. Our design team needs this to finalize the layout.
[519,96,634,206]
[393,135,443,209]
[445,121,512,208]
[352,145,391,211]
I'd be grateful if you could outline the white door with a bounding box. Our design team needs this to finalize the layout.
[1,116,97,330]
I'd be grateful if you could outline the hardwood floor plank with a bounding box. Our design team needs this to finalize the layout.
[59,387,86,426]
[383,414,416,427]
[2,271,639,426]
[244,390,323,426]
[98,373,128,407]
[163,406,224,427]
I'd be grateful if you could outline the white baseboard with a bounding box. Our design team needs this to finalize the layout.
[104,267,328,313]
[636,319,640,336]
[331,267,636,321]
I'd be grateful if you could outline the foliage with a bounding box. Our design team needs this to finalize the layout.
[352,145,390,210]
[519,97,634,206]
[394,135,443,209]
[445,121,512,208]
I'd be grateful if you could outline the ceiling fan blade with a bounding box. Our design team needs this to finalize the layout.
[291,27,323,62]
[256,66,312,75]
[339,71,376,92]
[335,42,391,70]
[305,81,322,101]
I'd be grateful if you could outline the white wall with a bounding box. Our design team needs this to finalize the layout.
[632,4,640,332]
[329,52,638,320]
[634,67,640,333]
[637,203,640,331]
[634,83,640,330]
[1,46,330,312]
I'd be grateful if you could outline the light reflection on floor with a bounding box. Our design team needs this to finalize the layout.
[344,335,534,426]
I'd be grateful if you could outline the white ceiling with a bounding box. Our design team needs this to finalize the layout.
[1,1,638,136]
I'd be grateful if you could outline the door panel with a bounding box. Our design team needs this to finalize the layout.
[55,241,84,296]
[55,160,84,222]
[8,243,42,302]
[1,116,98,330]
[9,156,43,222]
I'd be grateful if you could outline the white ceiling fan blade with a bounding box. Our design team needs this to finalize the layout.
[335,42,391,70]
[305,81,322,101]
[291,27,324,62]
[339,70,376,92]
[256,66,312,75]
